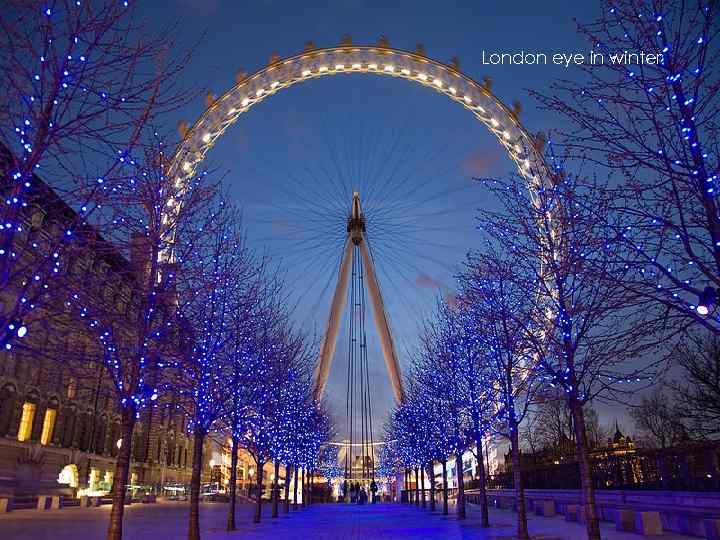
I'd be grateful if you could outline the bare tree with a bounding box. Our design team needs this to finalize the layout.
[316,443,343,495]
[59,137,216,540]
[292,394,332,509]
[475,169,658,540]
[630,387,687,449]
[226,292,321,524]
[170,200,259,540]
[228,299,285,524]
[0,0,191,355]
[224,266,278,530]
[521,390,574,456]
[533,0,720,334]
[461,252,539,540]
[0,6,195,534]
[584,406,610,450]
[385,378,454,513]
[413,302,474,520]
[260,328,316,521]
[429,296,494,526]
[667,331,720,438]
[524,391,608,455]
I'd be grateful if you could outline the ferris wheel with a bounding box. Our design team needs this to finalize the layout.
[166,38,552,479]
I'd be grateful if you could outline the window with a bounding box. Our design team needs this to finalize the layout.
[67,379,77,399]
[61,406,77,447]
[40,408,57,445]
[76,413,90,451]
[94,416,107,455]
[17,402,36,442]
[0,385,17,437]
[71,257,85,277]
[166,440,175,467]
[102,284,113,303]
[88,468,100,492]
[30,206,46,229]
[115,294,126,314]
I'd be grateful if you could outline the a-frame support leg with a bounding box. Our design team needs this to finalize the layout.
[312,190,405,403]
[313,237,354,400]
[359,235,405,402]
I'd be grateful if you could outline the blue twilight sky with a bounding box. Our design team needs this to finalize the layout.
[133,0,618,439]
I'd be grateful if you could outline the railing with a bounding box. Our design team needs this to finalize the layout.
[469,488,720,537]
[489,443,720,492]
[402,487,458,504]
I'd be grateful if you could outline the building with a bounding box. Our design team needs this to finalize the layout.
[0,162,203,499]
[593,422,636,458]
[217,441,290,499]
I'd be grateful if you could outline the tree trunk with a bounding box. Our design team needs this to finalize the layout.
[428,462,436,512]
[455,453,466,519]
[510,427,529,540]
[420,466,426,508]
[253,458,264,523]
[106,404,136,540]
[301,468,306,508]
[475,435,490,527]
[308,470,313,505]
[293,466,299,510]
[404,469,409,502]
[441,460,448,515]
[283,464,292,513]
[414,467,420,506]
[188,427,206,540]
[226,436,239,531]
[272,460,280,518]
[571,402,602,540]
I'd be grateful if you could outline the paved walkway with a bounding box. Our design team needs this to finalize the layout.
[0,500,699,539]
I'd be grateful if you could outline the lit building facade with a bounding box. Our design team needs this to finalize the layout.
[0,166,202,499]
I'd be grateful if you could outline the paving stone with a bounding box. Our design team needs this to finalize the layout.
[0,500,701,539]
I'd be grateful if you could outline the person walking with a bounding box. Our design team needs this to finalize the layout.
[370,480,378,504]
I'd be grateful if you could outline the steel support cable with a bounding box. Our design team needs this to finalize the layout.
[358,248,368,479]
[358,250,375,480]
[344,249,356,479]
